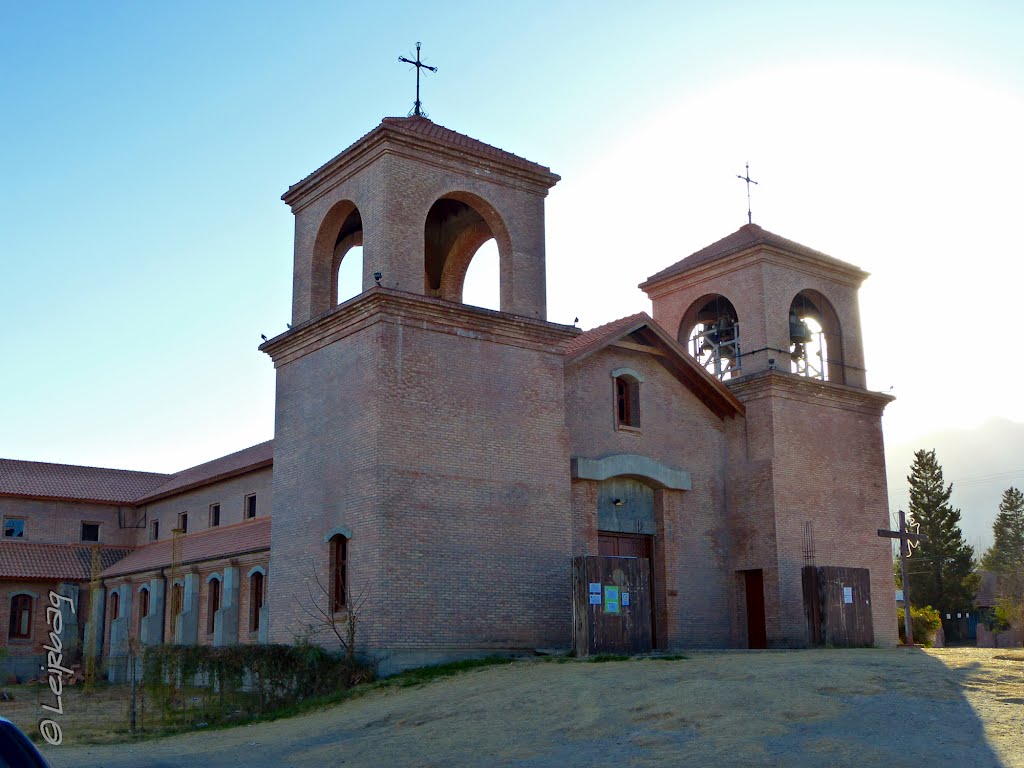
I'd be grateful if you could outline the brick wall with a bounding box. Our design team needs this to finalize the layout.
[0,498,135,546]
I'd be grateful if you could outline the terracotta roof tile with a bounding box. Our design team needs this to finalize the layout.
[136,441,273,503]
[286,116,555,198]
[101,517,270,578]
[0,542,133,581]
[0,460,170,504]
[641,224,859,288]
[562,313,649,359]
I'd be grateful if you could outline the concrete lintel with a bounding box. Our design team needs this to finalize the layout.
[324,526,353,543]
[571,454,692,490]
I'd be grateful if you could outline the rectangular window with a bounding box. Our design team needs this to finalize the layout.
[178,512,188,534]
[614,376,641,429]
[209,504,221,528]
[245,494,257,519]
[139,589,150,626]
[3,518,25,539]
[151,520,159,541]
[81,522,100,542]
[207,579,221,634]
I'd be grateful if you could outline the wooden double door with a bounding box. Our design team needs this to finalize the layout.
[598,532,657,646]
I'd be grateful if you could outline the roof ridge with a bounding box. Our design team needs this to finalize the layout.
[0,457,171,478]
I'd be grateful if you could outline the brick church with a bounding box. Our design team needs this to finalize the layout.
[0,115,897,678]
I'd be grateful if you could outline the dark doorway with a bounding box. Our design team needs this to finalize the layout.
[598,532,657,646]
[743,569,767,649]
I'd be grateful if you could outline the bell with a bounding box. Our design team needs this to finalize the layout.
[789,314,812,343]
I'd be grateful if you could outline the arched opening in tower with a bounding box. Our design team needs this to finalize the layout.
[424,196,501,309]
[333,207,363,305]
[789,291,842,382]
[681,294,741,381]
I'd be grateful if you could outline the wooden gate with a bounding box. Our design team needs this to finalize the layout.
[572,556,652,656]
[803,565,874,647]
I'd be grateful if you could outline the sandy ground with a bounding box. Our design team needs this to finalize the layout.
[39,648,1024,768]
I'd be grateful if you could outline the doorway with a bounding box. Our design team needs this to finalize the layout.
[743,569,767,649]
[598,531,657,646]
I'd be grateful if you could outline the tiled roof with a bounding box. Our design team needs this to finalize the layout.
[641,224,860,288]
[0,460,170,504]
[562,313,649,360]
[0,542,133,581]
[286,116,555,199]
[102,517,271,578]
[136,440,273,503]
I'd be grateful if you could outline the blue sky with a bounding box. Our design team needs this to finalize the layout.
[3,1,1023,544]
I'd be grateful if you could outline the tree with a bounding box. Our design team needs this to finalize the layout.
[905,449,977,611]
[981,487,1024,573]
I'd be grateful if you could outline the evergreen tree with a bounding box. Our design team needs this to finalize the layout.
[981,487,1024,573]
[906,449,977,611]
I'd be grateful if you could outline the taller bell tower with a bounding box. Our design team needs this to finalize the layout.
[262,117,576,670]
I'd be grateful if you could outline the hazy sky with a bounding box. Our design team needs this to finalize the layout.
[3,2,1022,543]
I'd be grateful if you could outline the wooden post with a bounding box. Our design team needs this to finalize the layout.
[878,509,928,646]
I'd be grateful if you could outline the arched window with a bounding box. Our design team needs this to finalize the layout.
[612,369,642,429]
[250,571,265,633]
[788,290,843,382]
[680,294,741,380]
[110,590,120,621]
[8,594,32,639]
[207,576,221,635]
[329,535,348,612]
[139,586,150,626]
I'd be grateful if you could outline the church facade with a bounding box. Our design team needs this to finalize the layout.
[0,116,897,679]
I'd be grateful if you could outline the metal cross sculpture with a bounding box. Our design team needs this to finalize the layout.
[398,42,437,118]
[878,509,929,645]
[736,162,758,224]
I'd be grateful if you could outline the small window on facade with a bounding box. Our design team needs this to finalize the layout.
[207,578,221,634]
[3,518,25,538]
[330,535,348,612]
[177,512,188,534]
[209,504,221,527]
[81,522,100,542]
[139,588,150,632]
[614,376,641,428]
[8,594,32,639]
[245,494,257,519]
[151,520,159,541]
[250,571,265,632]
[110,590,120,621]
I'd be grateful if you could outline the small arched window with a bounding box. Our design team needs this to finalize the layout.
[139,586,150,619]
[110,590,120,621]
[329,535,348,612]
[250,571,265,632]
[612,369,642,429]
[8,594,32,639]
[207,577,222,634]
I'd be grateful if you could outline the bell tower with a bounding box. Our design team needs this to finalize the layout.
[641,224,897,648]
[262,117,576,670]
[281,116,559,324]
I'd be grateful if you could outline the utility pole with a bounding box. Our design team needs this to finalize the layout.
[878,509,929,645]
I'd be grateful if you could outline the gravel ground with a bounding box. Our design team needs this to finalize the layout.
[41,648,1024,768]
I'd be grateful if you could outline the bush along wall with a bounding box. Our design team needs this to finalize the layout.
[142,643,374,727]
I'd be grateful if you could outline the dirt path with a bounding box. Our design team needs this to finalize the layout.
[41,648,1024,768]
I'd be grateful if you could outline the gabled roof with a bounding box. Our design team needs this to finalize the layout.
[0,460,170,505]
[640,223,865,289]
[284,116,558,203]
[101,517,271,578]
[135,440,273,504]
[563,312,744,420]
[0,542,133,581]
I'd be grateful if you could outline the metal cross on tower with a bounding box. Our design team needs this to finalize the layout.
[737,161,761,224]
[878,509,929,645]
[398,42,438,118]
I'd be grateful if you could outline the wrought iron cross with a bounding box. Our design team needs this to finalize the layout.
[737,162,761,222]
[398,42,438,118]
[878,509,929,645]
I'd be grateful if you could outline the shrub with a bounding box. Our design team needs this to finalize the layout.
[897,605,942,646]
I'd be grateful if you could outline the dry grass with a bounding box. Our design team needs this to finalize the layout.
[35,648,1024,768]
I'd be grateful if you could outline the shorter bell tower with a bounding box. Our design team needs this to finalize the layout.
[641,223,897,648]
